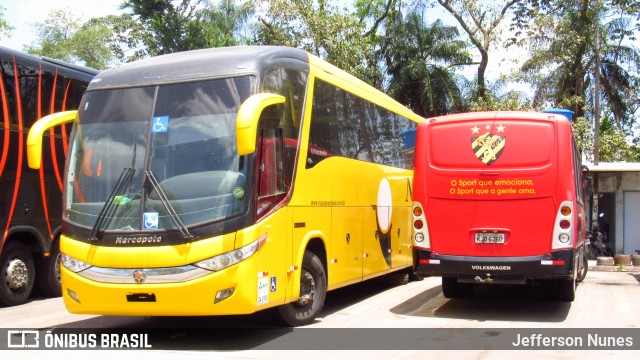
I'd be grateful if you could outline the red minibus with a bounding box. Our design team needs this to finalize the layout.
[411,111,587,301]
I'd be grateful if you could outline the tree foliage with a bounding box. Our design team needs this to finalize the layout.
[24,9,115,69]
[23,0,639,161]
[381,9,471,117]
[511,0,640,161]
[434,0,521,101]
[121,0,255,56]
[255,0,397,87]
[0,6,13,40]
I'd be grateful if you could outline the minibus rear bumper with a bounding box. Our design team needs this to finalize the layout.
[413,248,576,283]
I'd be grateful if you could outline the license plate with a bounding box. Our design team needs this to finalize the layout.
[475,232,505,244]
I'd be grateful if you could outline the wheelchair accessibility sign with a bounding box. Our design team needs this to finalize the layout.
[143,212,159,229]
[152,116,169,133]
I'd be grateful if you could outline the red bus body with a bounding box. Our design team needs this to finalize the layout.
[411,111,587,301]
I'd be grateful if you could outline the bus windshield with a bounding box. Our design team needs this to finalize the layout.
[65,76,254,233]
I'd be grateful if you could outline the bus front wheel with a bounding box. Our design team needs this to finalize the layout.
[35,239,62,297]
[0,242,36,306]
[275,251,327,327]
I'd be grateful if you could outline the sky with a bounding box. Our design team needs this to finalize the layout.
[0,0,124,51]
[0,0,527,93]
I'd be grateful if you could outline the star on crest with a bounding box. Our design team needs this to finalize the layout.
[496,124,505,132]
[485,124,492,130]
[471,125,480,134]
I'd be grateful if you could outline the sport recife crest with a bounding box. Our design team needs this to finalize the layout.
[471,124,506,165]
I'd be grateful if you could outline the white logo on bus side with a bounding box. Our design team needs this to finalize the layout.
[377,178,392,233]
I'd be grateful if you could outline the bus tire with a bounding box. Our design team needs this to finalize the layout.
[0,242,36,306]
[576,251,588,283]
[35,239,62,297]
[557,278,576,302]
[275,251,327,326]
[441,277,458,298]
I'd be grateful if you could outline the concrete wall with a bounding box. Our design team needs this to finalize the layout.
[596,171,640,254]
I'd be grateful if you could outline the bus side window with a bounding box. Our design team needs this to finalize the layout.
[257,119,286,217]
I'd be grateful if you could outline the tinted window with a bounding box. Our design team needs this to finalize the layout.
[308,78,415,169]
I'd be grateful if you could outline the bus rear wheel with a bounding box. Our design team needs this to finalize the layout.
[275,251,326,327]
[558,276,576,302]
[0,242,36,306]
[576,250,588,283]
[441,277,473,298]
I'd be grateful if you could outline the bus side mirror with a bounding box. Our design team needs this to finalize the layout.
[236,93,285,156]
[27,110,78,169]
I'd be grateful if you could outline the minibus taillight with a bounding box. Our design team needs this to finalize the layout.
[552,200,574,249]
[412,202,430,248]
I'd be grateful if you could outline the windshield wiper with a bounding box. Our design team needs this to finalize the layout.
[89,166,135,241]
[144,170,195,240]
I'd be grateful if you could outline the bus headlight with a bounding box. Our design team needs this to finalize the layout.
[195,234,267,271]
[61,253,92,273]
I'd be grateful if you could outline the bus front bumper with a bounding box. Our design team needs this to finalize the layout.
[413,249,576,284]
[60,258,277,316]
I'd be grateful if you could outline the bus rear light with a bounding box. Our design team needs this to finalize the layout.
[552,200,574,249]
[559,233,570,243]
[541,260,565,266]
[413,207,423,217]
[419,259,440,264]
[412,201,430,248]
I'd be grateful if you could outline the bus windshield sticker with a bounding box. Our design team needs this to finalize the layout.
[152,116,169,133]
[143,212,159,229]
[471,123,506,165]
[232,186,245,199]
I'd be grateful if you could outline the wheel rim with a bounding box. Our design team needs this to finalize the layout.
[5,258,29,290]
[296,269,316,307]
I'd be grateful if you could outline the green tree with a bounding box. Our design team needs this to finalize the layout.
[0,5,13,40]
[255,0,398,88]
[196,0,255,47]
[24,9,80,62]
[435,0,522,101]
[24,9,116,69]
[381,10,471,117]
[514,0,640,161]
[464,78,533,111]
[121,0,254,56]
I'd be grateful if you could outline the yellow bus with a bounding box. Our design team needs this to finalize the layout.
[27,46,422,326]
